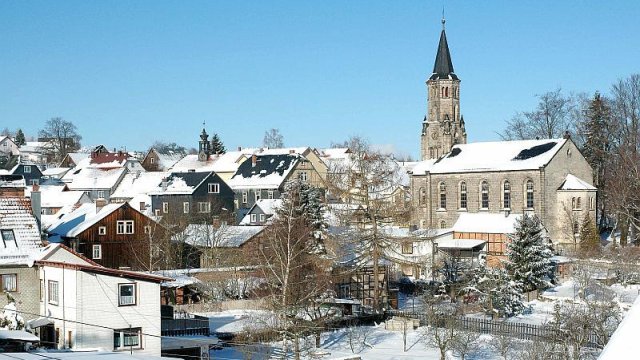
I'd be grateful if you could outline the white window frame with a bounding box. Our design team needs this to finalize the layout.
[251,214,257,223]
[116,220,134,235]
[2,273,17,292]
[242,191,248,204]
[267,190,274,199]
[118,283,136,306]
[24,165,31,173]
[259,214,266,222]
[97,190,106,199]
[98,226,107,235]
[48,280,59,305]
[92,244,102,259]
[198,202,211,213]
[299,171,308,182]
[255,190,261,202]
[114,327,142,350]
[208,183,220,194]
[183,202,189,214]
[144,225,152,234]
[162,202,169,213]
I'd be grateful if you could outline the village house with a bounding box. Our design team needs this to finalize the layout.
[0,136,19,157]
[45,201,165,271]
[62,166,128,201]
[149,171,234,224]
[238,198,282,225]
[141,148,185,172]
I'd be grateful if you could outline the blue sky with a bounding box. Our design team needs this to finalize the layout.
[2,1,639,158]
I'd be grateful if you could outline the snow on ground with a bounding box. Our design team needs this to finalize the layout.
[196,309,273,334]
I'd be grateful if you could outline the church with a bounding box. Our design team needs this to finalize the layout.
[410,19,596,253]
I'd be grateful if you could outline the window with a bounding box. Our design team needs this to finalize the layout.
[1,274,17,292]
[198,202,211,213]
[503,181,511,209]
[577,197,582,210]
[182,202,189,213]
[114,328,141,350]
[242,191,248,204]
[48,280,59,305]
[459,182,467,209]
[251,214,257,223]
[144,225,151,234]
[267,190,274,199]
[208,183,220,194]
[40,280,44,302]
[154,209,160,216]
[419,187,427,206]
[162,202,169,213]
[573,221,579,235]
[481,181,489,209]
[439,182,446,209]
[118,284,136,306]
[298,171,308,182]
[92,245,102,259]
[259,214,266,222]
[526,180,534,208]
[97,191,105,199]
[590,197,595,210]
[1,230,17,248]
[339,284,350,299]
[116,221,134,235]
[255,190,261,202]
[150,157,155,164]
[24,165,31,173]
[440,220,447,229]
[402,242,413,254]
[98,226,106,235]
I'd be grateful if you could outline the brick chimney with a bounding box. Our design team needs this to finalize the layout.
[251,154,257,167]
[31,184,42,232]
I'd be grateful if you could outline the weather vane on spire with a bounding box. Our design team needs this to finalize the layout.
[202,120,206,128]
[442,5,446,30]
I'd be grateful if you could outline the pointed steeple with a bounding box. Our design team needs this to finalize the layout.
[430,17,458,81]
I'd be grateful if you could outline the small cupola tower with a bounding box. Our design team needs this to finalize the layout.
[421,16,467,160]
[198,126,210,162]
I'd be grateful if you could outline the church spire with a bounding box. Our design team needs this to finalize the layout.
[430,17,457,81]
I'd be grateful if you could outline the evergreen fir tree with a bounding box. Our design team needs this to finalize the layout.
[14,129,26,146]
[281,180,327,252]
[210,133,226,154]
[579,214,601,256]
[466,267,525,318]
[505,214,553,292]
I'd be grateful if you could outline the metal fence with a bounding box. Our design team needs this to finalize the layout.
[161,310,210,337]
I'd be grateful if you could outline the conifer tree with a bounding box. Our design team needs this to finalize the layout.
[581,92,612,229]
[505,214,553,292]
[466,267,525,318]
[14,129,26,146]
[210,133,226,154]
[579,214,601,257]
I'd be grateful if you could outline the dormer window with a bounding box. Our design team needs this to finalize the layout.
[24,166,31,173]
[0,230,17,248]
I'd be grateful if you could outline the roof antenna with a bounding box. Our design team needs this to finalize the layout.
[441,5,446,30]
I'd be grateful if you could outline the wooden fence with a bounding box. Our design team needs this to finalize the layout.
[386,309,600,347]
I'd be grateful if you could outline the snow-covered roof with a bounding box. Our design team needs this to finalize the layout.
[149,150,185,170]
[64,152,90,166]
[27,185,86,208]
[63,167,126,190]
[228,154,300,189]
[46,202,141,240]
[111,171,167,199]
[239,199,282,225]
[148,172,213,195]
[558,173,597,191]
[319,148,351,160]
[42,167,71,177]
[175,224,266,248]
[452,213,522,234]
[600,294,640,359]
[411,138,568,175]
[0,198,42,265]
[435,238,486,250]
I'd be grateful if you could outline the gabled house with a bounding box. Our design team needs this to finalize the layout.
[45,201,165,270]
[62,167,128,201]
[149,171,234,223]
[239,199,282,225]
[25,183,91,228]
[0,243,167,355]
[141,148,185,172]
[0,136,19,156]
[110,171,168,214]
[7,162,43,186]
[228,153,324,223]
[58,152,90,168]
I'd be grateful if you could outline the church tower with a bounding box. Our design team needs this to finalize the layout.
[198,127,211,162]
[420,17,467,160]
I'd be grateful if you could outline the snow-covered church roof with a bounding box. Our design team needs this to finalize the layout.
[453,213,522,234]
[557,174,596,191]
[411,138,568,175]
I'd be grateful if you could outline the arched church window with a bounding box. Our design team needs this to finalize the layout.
[459,181,467,209]
[419,187,427,206]
[445,87,449,97]
[526,180,534,208]
[440,220,447,229]
[572,197,576,210]
[503,181,511,209]
[481,181,489,209]
[439,182,447,209]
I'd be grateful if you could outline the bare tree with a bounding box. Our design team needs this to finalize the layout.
[39,117,82,163]
[501,89,577,140]
[263,128,284,148]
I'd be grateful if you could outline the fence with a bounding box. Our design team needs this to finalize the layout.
[386,309,600,347]
[161,310,210,337]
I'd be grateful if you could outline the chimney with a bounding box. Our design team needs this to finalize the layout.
[212,216,221,229]
[563,131,571,139]
[289,149,295,154]
[95,198,108,213]
[251,154,257,167]
[237,146,242,151]
[31,184,42,232]
[161,178,168,191]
